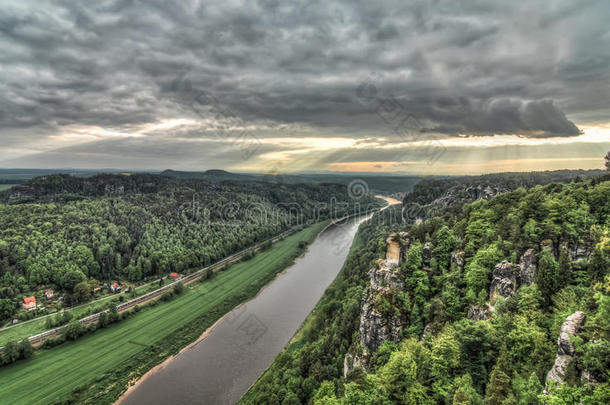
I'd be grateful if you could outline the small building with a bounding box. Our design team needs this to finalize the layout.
[109,282,121,293]
[23,296,36,310]
[44,289,55,300]
[169,272,180,280]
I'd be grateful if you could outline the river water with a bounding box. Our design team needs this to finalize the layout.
[119,215,371,405]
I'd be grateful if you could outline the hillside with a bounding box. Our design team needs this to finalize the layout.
[242,173,610,405]
[0,174,381,326]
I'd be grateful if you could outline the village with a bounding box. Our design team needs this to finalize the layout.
[5,272,183,329]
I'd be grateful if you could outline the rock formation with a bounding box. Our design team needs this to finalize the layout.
[546,311,586,385]
[517,249,537,286]
[422,242,432,268]
[344,233,407,375]
[451,251,465,272]
[489,261,518,299]
[467,305,489,321]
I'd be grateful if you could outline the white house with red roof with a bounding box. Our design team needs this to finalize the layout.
[23,296,36,310]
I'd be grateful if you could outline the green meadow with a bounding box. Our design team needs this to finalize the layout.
[0,221,328,405]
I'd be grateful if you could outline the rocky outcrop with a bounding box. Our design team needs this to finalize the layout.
[385,234,401,266]
[467,305,489,321]
[489,261,518,299]
[343,352,365,378]
[359,291,402,354]
[345,233,408,374]
[570,244,590,262]
[465,185,507,201]
[546,311,586,385]
[422,242,432,268]
[451,251,465,271]
[517,249,537,286]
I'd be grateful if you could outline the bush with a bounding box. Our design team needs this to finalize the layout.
[98,311,109,328]
[63,321,84,340]
[0,339,34,367]
[160,291,174,302]
[18,339,33,359]
[173,282,184,295]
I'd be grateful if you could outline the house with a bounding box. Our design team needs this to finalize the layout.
[44,289,55,300]
[23,296,36,310]
[109,282,121,293]
[169,272,180,280]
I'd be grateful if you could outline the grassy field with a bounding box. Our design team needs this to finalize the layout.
[0,279,167,346]
[0,221,328,405]
[0,184,17,191]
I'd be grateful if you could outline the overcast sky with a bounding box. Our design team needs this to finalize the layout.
[1,0,609,174]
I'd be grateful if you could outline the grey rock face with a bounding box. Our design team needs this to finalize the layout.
[451,251,465,271]
[467,305,489,321]
[368,260,405,291]
[518,249,537,286]
[490,261,518,299]
[345,234,408,374]
[465,185,506,201]
[343,352,365,378]
[422,242,432,267]
[546,311,586,384]
[570,244,590,262]
[581,369,600,385]
[557,311,586,356]
[359,295,402,354]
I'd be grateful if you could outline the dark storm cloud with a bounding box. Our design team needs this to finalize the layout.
[1,0,609,160]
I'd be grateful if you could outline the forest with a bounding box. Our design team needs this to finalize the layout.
[0,173,379,325]
[242,170,610,405]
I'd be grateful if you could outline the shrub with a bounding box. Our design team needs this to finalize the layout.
[18,339,33,359]
[173,282,184,295]
[160,291,174,302]
[63,321,84,340]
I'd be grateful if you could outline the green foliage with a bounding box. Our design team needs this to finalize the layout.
[0,173,377,312]
[465,244,504,304]
[536,248,560,305]
[63,320,84,340]
[243,177,610,405]
[173,281,184,295]
[453,374,483,405]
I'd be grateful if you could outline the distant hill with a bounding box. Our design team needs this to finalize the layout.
[161,169,423,195]
[160,169,257,182]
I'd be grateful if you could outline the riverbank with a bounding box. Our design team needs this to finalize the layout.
[240,199,400,405]
[118,215,374,405]
[0,221,329,405]
[115,242,313,404]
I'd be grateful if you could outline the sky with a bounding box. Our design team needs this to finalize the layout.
[0,0,609,175]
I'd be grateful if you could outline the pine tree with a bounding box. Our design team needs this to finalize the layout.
[521,372,543,405]
[485,347,512,405]
[535,248,559,306]
[557,245,572,288]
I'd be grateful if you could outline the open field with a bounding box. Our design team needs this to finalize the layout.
[0,184,17,191]
[0,221,328,405]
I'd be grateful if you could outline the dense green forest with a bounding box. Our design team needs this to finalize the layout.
[242,172,610,405]
[0,174,379,325]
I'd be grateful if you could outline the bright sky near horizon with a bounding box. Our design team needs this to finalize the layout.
[1,0,609,174]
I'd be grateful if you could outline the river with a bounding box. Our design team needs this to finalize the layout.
[118,214,376,405]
